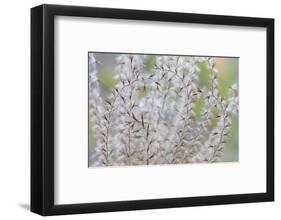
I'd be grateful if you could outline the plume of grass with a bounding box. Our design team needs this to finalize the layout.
[89,54,238,167]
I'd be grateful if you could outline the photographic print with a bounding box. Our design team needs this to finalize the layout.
[89,52,239,167]
[31,5,274,215]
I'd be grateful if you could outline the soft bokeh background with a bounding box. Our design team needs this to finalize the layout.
[89,53,239,162]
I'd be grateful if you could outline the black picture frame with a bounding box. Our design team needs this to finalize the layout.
[31,4,274,216]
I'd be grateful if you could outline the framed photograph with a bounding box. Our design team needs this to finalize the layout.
[31,4,274,216]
